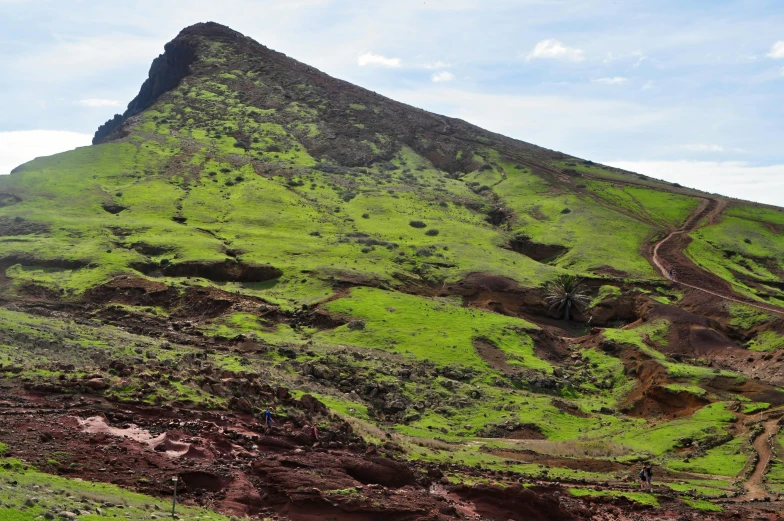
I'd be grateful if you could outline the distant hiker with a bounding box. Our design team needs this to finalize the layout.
[645,465,653,489]
[309,424,319,443]
[262,408,273,429]
[668,268,673,279]
[638,467,648,490]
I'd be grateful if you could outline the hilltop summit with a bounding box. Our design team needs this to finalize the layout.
[94,21,570,173]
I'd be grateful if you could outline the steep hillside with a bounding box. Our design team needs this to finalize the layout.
[2,21,784,520]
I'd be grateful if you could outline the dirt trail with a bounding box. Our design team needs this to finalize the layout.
[498,153,784,316]
[741,417,780,500]
[652,196,784,316]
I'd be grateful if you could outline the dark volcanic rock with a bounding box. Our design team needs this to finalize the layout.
[93,34,196,144]
[134,260,282,283]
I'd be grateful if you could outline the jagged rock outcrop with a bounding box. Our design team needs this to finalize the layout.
[93,30,197,143]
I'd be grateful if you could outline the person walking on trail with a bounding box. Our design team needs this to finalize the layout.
[645,465,653,489]
[309,424,319,443]
[262,408,273,429]
[668,268,674,280]
[638,467,648,490]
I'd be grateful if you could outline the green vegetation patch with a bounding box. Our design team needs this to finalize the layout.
[320,287,549,371]
[661,384,706,396]
[568,488,659,507]
[493,162,659,278]
[590,285,621,308]
[746,330,784,352]
[728,303,772,329]
[614,403,737,456]
[687,205,784,304]
[667,481,729,498]
[741,402,770,414]
[682,497,724,512]
[666,436,747,476]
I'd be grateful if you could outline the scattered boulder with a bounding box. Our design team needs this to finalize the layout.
[85,378,109,391]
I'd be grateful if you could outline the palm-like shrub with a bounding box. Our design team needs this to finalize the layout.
[545,275,590,322]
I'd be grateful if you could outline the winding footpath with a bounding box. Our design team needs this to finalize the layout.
[651,196,784,317]
[650,197,784,499]
[742,417,781,500]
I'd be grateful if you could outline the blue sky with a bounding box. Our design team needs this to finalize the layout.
[2,0,784,205]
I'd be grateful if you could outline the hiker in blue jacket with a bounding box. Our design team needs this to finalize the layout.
[262,408,273,429]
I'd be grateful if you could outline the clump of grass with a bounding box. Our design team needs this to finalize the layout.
[683,497,723,512]
[569,488,659,507]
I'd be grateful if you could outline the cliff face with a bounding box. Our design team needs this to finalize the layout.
[92,29,197,144]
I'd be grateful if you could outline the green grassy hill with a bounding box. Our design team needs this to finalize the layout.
[2,21,784,518]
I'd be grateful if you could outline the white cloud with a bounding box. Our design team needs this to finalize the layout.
[0,130,92,175]
[767,41,784,59]
[604,160,784,207]
[423,60,451,69]
[75,98,122,108]
[681,143,724,152]
[357,52,401,68]
[431,71,455,82]
[593,76,627,85]
[526,39,585,62]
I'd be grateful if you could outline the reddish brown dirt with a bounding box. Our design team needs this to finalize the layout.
[625,386,709,419]
[8,385,729,520]
[452,484,579,521]
[3,378,756,519]
[552,399,590,418]
[85,276,179,307]
[447,272,650,335]
[596,339,734,419]
[0,388,454,520]
[637,301,784,390]
[473,337,516,372]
